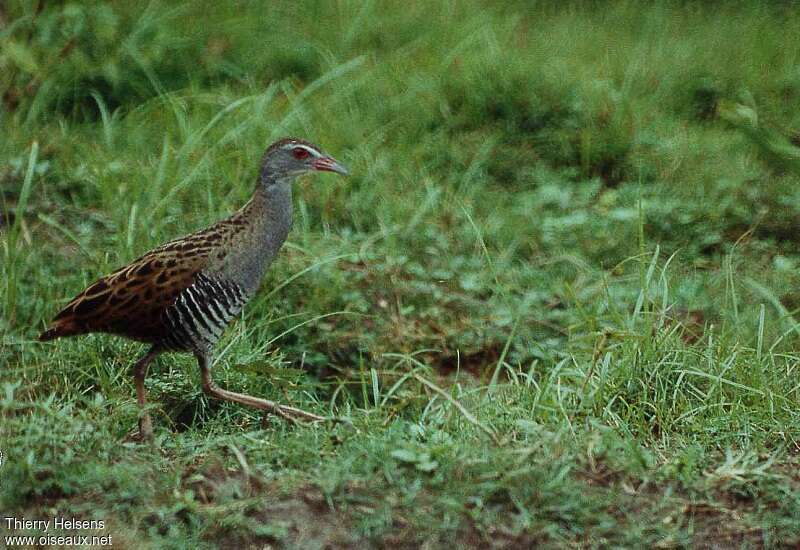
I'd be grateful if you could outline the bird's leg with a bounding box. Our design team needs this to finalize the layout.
[196,352,327,423]
[132,347,159,440]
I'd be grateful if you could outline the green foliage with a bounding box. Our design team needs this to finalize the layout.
[4,2,185,119]
[3,0,800,547]
[441,62,638,185]
[0,1,332,121]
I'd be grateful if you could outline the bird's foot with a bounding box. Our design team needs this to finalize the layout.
[137,414,154,442]
[261,404,355,429]
[123,422,154,444]
[202,382,348,428]
[269,403,327,424]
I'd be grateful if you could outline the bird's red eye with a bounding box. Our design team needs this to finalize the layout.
[292,147,310,160]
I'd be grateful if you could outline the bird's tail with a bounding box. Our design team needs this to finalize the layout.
[38,327,61,341]
[38,319,81,341]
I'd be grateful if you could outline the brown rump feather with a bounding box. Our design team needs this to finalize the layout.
[39,231,221,343]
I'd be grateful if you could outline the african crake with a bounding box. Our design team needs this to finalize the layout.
[40,138,349,440]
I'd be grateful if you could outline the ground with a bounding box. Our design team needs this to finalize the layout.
[3,1,800,548]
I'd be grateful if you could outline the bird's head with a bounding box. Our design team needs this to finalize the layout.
[260,138,349,184]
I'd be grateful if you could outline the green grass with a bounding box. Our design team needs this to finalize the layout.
[3,0,800,547]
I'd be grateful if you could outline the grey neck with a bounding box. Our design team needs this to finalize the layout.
[233,174,294,293]
[257,173,294,230]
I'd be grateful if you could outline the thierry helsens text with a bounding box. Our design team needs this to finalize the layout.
[4,517,105,531]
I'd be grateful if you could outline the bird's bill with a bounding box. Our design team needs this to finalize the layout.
[312,156,349,176]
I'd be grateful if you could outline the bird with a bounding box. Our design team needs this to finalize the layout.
[39,138,349,440]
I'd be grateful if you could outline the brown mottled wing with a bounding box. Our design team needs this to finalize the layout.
[39,236,217,343]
